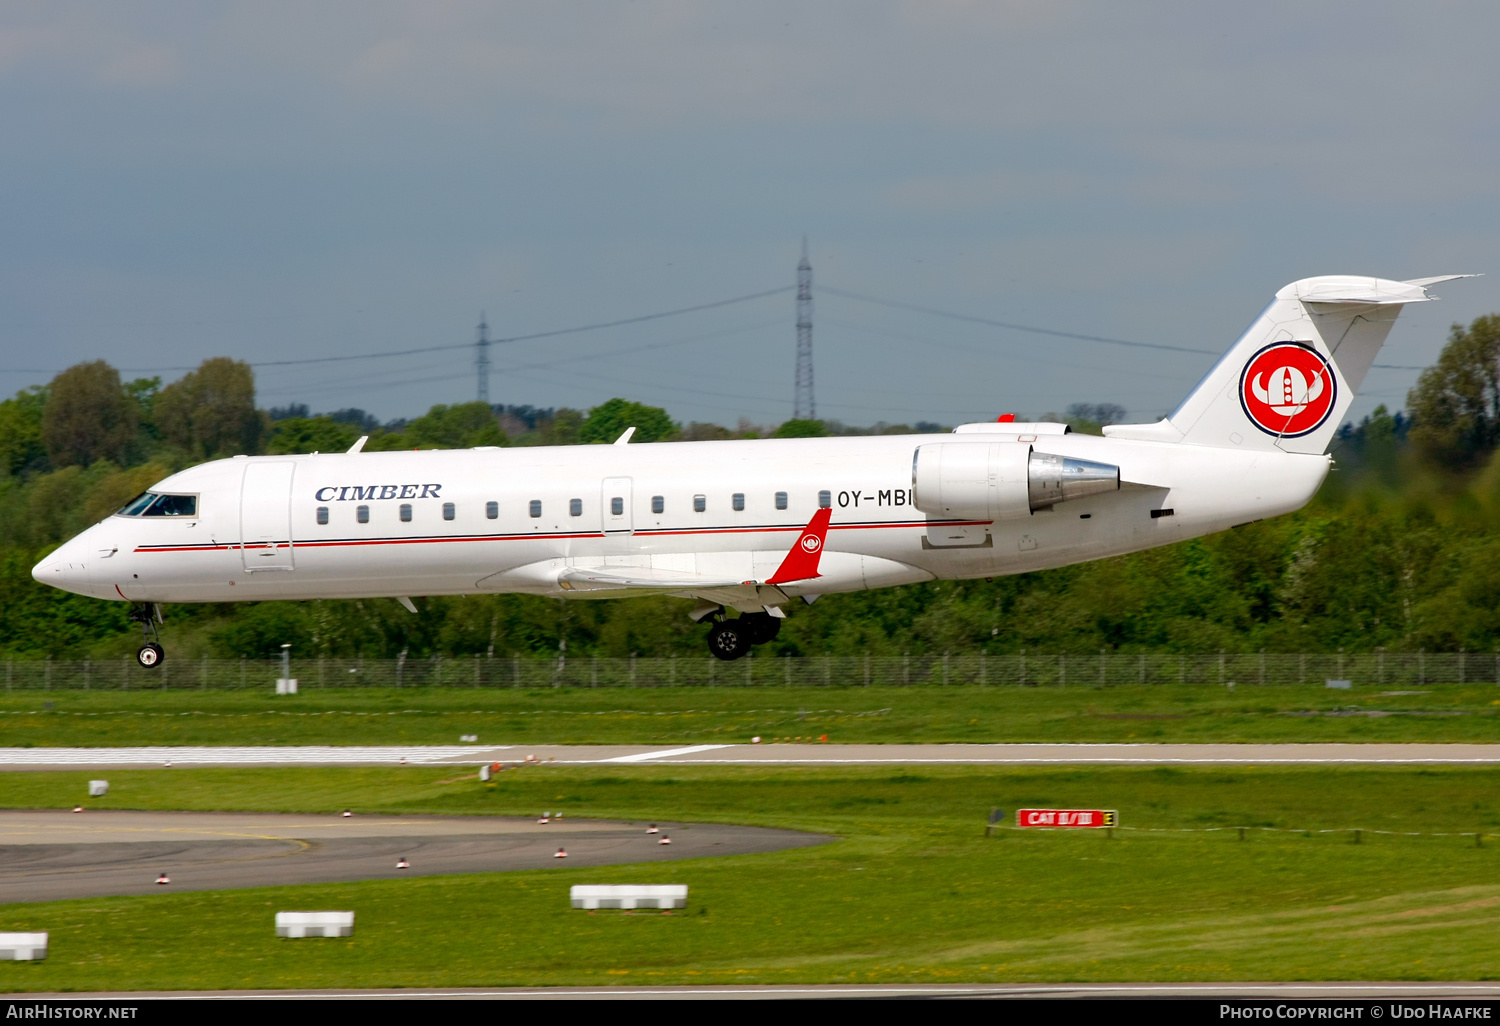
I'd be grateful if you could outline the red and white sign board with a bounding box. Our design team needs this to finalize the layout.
[1016,809,1118,828]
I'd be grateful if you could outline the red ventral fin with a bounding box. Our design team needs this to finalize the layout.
[766,507,832,585]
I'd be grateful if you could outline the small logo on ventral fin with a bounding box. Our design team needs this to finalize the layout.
[1239,342,1336,437]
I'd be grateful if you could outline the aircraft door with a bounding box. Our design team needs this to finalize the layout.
[240,461,296,571]
[601,477,634,536]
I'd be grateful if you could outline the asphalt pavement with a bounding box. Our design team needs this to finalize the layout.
[4,742,1500,768]
[0,810,828,902]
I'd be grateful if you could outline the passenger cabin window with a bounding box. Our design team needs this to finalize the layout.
[486,501,499,520]
[316,506,329,525]
[775,491,788,510]
[818,490,832,509]
[529,500,542,518]
[693,494,706,513]
[611,496,624,516]
[357,505,370,524]
[443,502,455,521]
[569,498,583,517]
[732,493,745,511]
[119,493,197,518]
[399,503,413,523]
[651,495,664,514]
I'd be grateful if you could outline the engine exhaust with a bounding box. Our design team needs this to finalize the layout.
[1027,453,1120,510]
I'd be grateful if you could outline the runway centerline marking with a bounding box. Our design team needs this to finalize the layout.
[603,744,732,763]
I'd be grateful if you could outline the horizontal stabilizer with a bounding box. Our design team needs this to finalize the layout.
[1290,277,1434,306]
[1404,274,1480,289]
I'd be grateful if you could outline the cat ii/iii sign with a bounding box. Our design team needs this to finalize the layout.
[1016,809,1118,828]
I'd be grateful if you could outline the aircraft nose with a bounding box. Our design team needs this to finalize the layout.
[32,538,91,594]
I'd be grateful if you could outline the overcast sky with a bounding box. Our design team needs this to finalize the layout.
[2,1,1497,429]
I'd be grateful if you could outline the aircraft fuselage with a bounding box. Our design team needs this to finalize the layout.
[34,430,1328,610]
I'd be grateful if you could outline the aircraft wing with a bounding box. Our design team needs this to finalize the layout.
[558,507,834,593]
[558,566,747,591]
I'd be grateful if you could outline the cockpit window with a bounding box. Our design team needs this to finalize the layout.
[117,492,157,516]
[143,494,197,517]
[119,492,198,517]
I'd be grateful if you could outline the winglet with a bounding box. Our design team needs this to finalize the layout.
[766,507,832,585]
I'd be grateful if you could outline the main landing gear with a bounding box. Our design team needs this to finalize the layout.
[130,602,165,669]
[706,610,781,661]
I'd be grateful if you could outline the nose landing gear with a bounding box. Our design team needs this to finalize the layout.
[129,603,165,669]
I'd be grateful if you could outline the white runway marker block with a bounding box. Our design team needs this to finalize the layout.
[276,911,354,938]
[570,885,687,910]
[0,933,47,960]
[275,679,298,695]
[88,780,108,797]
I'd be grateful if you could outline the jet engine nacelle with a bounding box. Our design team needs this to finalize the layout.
[912,442,1121,520]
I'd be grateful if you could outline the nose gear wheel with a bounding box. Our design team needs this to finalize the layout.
[129,603,165,670]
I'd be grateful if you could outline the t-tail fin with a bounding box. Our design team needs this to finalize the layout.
[1103,275,1473,454]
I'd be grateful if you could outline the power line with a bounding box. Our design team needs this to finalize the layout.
[819,285,1219,355]
[0,285,794,377]
[258,318,787,403]
[248,285,793,369]
[819,285,1424,371]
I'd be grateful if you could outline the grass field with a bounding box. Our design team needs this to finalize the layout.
[3,684,1500,747]
[3,763,1499,990]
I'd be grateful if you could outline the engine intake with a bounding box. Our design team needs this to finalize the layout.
[912,442,1119,520]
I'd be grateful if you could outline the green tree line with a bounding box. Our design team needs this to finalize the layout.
[3,316,1499,659]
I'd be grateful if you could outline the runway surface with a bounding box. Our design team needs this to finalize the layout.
[0,810,829,903]
[9,982,1500,1000]
[4,742,1500,768]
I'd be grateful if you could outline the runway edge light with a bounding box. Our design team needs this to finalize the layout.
[0,933,47,960]
[571,885,687,910]
[276,911,354,938]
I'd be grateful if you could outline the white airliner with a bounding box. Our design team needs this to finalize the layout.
[33,275,1468,667]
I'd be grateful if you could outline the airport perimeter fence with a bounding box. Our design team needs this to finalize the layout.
[2,650,1499,691]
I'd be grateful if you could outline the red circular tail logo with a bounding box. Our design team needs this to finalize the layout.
[1239,342,1336,437]
[800,534,822,553]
